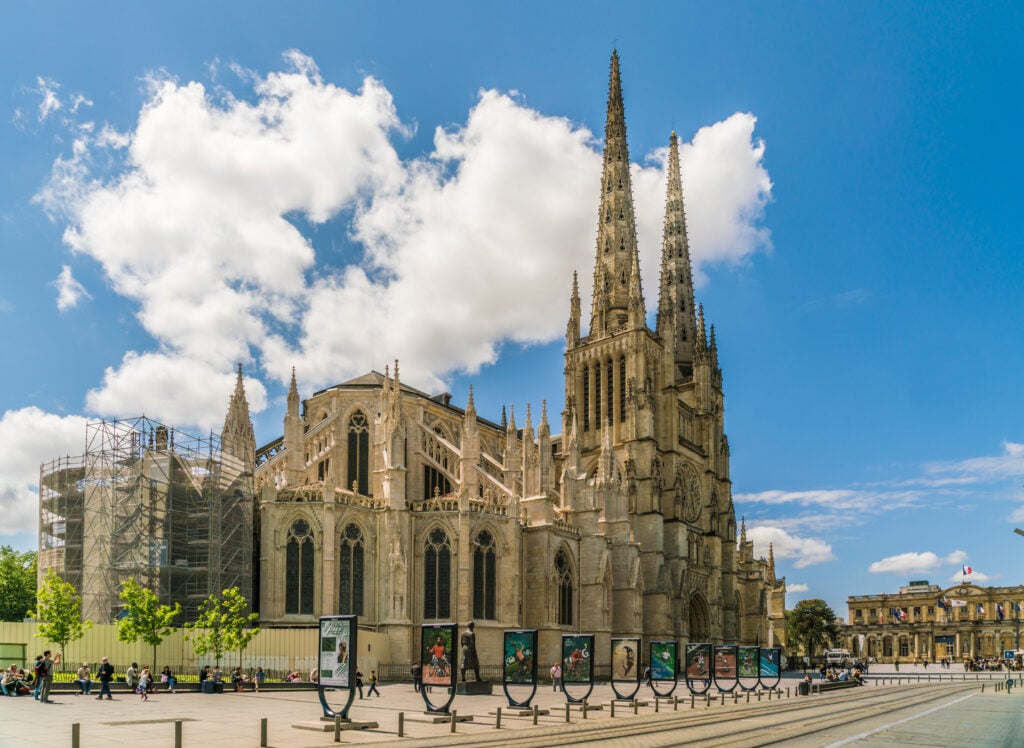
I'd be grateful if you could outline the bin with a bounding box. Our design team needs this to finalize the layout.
[202,679,216,694]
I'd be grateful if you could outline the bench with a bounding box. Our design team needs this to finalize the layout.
[815,679,863,693]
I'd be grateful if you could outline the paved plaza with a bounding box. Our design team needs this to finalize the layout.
[1,667,1020,747]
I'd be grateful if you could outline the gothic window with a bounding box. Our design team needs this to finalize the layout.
[472,530,497,620]
[423,466,451,499]
[347,411,369,495]
[594,365,602,425]
[555,549,573,626]
[582,366,590,432]
[606,360,613,425]
[285,519,315,615]
[338,523,364,616]
[424,528,451,619]
[618,356,626,422]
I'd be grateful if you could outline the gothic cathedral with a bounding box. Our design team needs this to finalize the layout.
[245,53,786,667]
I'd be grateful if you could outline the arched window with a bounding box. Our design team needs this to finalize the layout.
[582,365,590,432]
[347,411,369,495]
[619,356,626,422]
[472,530,497,620]
[555,549,573,626]
[338,523,364,615]
[424,528,451,619]
[285,519,315,615]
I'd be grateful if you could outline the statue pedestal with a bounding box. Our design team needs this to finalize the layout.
[454,681,493,696]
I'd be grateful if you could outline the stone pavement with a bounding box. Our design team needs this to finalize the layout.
[0,670,1015,748]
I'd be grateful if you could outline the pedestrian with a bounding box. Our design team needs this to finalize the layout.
[76,662,92,695]
[125,662,139,693]
[894,658,900,672]
[366,670,380,697]
[38,650,59,703]
[411,662,422,692]
[32,656,43,700]
[550,662,562,692]
[643,664,653,688]
[253,666,265,693]
[137,667,150,701]
[355,670,364,699]
[96,657,114,700]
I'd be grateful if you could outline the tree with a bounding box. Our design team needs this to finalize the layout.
[30,568,92,667]
[117,578,181,668]
[185,587,260,668]
[787,598,840,661]
[0,546,37,621]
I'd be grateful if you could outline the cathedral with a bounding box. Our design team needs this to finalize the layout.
[234,52,786,667]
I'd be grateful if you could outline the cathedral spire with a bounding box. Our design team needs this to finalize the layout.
[768,543,777,583]
[589,50,644,336]
[566,271,581,348]
[287,366,299,416]
[221,363,255,466]
[656,131,698,380]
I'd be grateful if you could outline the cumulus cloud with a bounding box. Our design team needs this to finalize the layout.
[949,570,991,583]
[0,407,89,536]
[746,525,835,568]
[786,583,809,594]
[36,76,62,121]
[868,552,941,574]
[85,352,267,432]
[35,50,773,423]
[924,441,1024,483]
[53,264,91,310]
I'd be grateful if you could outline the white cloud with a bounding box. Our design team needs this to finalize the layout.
[786,583,809,593]
[747,525,835,568]
[85,352,267,432]
[925,441,1024,482]
[945,550,968,565]
[868,552,941,574]
[53,264,91,310]
[0,407,89,537]
[949,570,991,583]
[36,76,62,121]
[38,50,773,423]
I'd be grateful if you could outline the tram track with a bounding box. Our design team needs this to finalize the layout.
[358,681,980,748]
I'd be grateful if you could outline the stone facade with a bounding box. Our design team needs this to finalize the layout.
[844,580,1024,662]
[249,52,786,669]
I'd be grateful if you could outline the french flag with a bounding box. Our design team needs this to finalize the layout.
[963,565,973,575]
[998,603,1005,620]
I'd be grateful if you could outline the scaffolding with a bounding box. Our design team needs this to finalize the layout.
[38,417,253,623]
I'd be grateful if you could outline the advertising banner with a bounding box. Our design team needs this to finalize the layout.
[421,624,457,688]
[561,634,594,684]
[503,629,537,685]
[318,616,355,689]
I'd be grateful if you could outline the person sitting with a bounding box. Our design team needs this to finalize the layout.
[837,669,850,682]
[285,671,301,683]
[309,668,319,684]
[1,665,22,696]
[252,666,265,692]
[211,666,225,694]
[231,667,244,692]
[160,666,176,693]
[76,663,93,695]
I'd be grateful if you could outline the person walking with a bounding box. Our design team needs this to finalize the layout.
[411,662,422,692]
[355,670,364,699]
[550,662,562,692]
[137,667,150,701]
[96,657,115,700]
[31,656,43,700]
[643,664,653,689]
[366,670,380,697]
[125,663,139,693]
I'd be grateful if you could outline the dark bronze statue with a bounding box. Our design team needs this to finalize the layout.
[460,621,481,681]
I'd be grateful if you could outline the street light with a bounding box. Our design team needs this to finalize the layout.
[1015,528,1024,537]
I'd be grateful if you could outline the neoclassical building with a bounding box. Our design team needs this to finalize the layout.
[844,580,1024,663]
[246,52,786,667]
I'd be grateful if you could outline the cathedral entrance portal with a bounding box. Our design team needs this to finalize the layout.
[689,594,710,642]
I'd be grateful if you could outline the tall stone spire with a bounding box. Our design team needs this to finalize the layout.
[221,363,256,467]
[656,131,698,381]
[589,50,644,336]
[283,367,304,487]
[566,271,581,348]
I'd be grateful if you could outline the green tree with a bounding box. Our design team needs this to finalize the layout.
[0,546,37,621]
[117,577,181,668]
[786,598,840,661]
[185,587,260,667]
[30,568,92,667]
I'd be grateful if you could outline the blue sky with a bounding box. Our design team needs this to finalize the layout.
[2,1,1022,619]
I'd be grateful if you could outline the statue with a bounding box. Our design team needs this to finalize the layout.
[460,621,482,682]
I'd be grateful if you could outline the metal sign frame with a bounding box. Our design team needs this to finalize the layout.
[317,615,357,719]
[420,623,458,713]
[501,629,538,707]
[560,633,595,703]
[684,643,712,695]
[737,645,760,692]
[712,644,739,693]
[648,640,679,697]
[610,636,642,700]
[758,647,782,690]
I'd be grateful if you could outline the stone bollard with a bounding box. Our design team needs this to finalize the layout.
[691,695,695,709]
[610,700,616,717]
[583,699,588,719]
[175,721,183,748]
[451,710,458,733]
[746,691,750,703]
[260,717,268,747]
[495,707,501,729]
[634,699,639,715]
[733,692,738,704]
[655,697,659,712]
[981,684,985,693]
[72,724,80,748]
[757,691,762,702]
[787,687,790,698]
[565,703,571,723]
[674,695,679,711]
[399,712,405,737]
[334,715,342,743]
[533,704,539,725]
[720,692,725,706]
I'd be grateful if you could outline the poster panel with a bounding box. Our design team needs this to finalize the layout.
[318,616,354,688]
[714,645,737,679]
[611,637,641,681]
[650,640,677,681]
[758,647,782,688]
[685,643,712,694]
[738,646,759,678]
[421,624,457,687]
[503,629,537,685]
[561,634,594,684]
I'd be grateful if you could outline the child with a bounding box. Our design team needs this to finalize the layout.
[366,670,380,697]
[137,667,151,701]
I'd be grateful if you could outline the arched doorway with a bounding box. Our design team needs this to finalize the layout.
[689,594,710,641]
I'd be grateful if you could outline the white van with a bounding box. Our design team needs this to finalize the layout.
[825,649,852,666]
